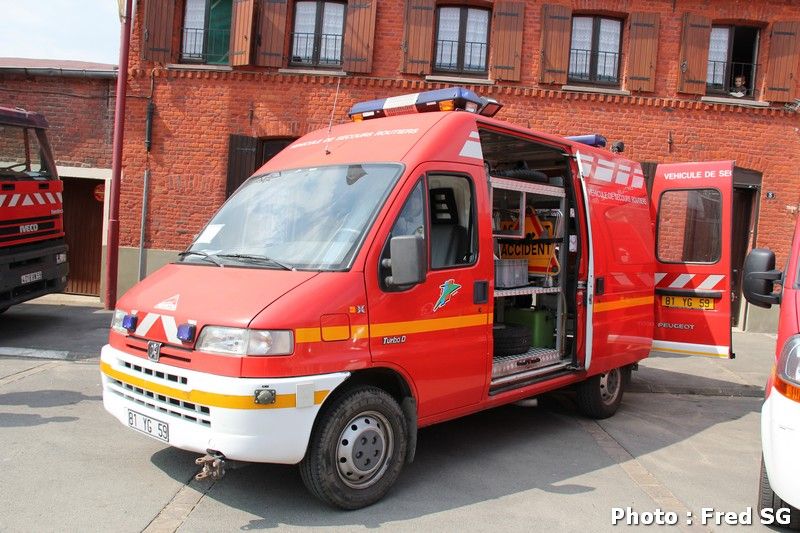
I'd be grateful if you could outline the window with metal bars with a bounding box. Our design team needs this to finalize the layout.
[433,6,490,76]
[291,0,346,67]
[181,0,232,65]
[568,15,622,86]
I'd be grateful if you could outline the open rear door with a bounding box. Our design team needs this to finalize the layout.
[651,161,734,358]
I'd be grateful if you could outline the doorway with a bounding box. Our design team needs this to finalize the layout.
[61,176,103,296]
[731,167,761,327]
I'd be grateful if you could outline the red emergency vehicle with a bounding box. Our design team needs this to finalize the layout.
[743,220,800,526]
[0,107,68,313]
[101,88,734,509]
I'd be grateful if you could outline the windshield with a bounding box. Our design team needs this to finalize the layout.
[0,125,53,180]
[184,163,403,271]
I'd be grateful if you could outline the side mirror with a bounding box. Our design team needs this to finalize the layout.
[742,248,782,308]
[385,235,426,286]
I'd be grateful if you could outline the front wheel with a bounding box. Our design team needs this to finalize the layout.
[576,367,624,419]
[299,386,408,509]
[758,456,800,529]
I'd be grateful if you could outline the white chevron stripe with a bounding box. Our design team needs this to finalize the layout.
[458,140,483,159]
[9,194,20,207]
[697,274,724,290]
[0,194,5,207]
[34,193,45,204]
[161,315,180,344]
[134,313,159,337]
[669,274,695,288]
[654,272,667,285]
[45,192,56,204]
[21,195,34,206]
[56,192,62,202]
[469,131,480,139]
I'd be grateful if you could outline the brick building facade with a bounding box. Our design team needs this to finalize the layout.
[0,58,117,297]
[119,0,800,329]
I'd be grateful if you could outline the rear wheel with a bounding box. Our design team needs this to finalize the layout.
[758,455,800,530]
[576,367,624,419]
[299,386,408,509]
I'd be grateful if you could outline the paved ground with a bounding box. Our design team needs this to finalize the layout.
[0,298,781,532]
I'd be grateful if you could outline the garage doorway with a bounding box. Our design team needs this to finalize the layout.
[731,167,761,327]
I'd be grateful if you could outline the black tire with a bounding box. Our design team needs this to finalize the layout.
[494,168,549,182]
[576,367,624,419]
[493,324,532,357]
[758,455,800,530]
[299,386,408,510]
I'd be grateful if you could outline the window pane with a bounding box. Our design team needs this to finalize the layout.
[657,189,721,263]
[429,175,475,268]
[464,9,489,71]
[293,1,317,62]
[320,2,344,64]
[435,7,461,69]
[707,27,729,86]
[182,0,207,59]
[597,18,621,81]
[569,17,593,80]
[206,0,232,64]
[391,181,425,238]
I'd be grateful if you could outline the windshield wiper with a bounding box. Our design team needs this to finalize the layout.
[178,250,224,267]
[216,253,295,271]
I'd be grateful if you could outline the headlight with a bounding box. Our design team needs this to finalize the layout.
[777,334,800,388]
[196,326,294,356]
[110,309,136,335]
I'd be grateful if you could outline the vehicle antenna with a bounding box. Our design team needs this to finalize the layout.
[324,78,342,155]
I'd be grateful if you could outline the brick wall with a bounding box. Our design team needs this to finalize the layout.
[0,74,115,169]
[121,0,800,264]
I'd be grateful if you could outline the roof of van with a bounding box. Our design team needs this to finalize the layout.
[260,110,633,173]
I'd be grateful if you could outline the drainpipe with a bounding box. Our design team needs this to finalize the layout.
[104,0,133,310]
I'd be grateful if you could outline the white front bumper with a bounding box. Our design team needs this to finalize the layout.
[762,386,800,509]
[100,344,349,464]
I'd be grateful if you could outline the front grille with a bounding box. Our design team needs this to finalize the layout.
[126,338,192,363]
[121,359,188,385]
[105,374,211,427]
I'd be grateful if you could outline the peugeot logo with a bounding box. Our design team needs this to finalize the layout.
[147,341,162,362]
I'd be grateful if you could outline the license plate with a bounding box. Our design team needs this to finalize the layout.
[661,295,716,310]
[127,409,169,442]
[20,271,42,284]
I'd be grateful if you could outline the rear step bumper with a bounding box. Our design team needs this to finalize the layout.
[0,239,67,307]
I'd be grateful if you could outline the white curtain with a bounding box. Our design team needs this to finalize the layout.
[569,17,592,78]
[182,0,207,58]
[436,7,461,68]
[707,27,729,85]
[320,3,345,63]
[293,2,317,62]
[464,9,488,71]
[597,18,621,80]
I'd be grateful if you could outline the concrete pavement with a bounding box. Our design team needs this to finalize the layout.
[0,300,780,532]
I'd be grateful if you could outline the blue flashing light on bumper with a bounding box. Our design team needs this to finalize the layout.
[121,314,138,332]
[177,323,197,343]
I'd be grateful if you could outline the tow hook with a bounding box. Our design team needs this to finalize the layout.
[195,451,226,481]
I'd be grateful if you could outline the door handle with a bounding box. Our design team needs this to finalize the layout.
[474,280,488,304]
[595,277,605,296]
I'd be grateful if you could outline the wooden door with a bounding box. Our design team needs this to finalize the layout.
[61,177,102,295]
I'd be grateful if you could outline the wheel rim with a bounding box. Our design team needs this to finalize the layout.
[599,368,621,405]
[335,410,394,489]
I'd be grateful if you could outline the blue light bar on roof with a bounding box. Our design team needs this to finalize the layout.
[348,87,502,120]
[567,134,607,148]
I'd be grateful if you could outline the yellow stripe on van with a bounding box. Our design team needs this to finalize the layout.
[295,325,370,344]
[101,361,328,410]
[594,296,654,313]
[370,313,490,337]
[651,347,729,358]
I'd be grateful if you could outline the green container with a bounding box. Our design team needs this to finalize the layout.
[504,308,556,348]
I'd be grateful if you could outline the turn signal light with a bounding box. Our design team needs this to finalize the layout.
[775,372,800,402]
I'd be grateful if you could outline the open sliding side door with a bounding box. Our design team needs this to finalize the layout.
[651,161,734,358]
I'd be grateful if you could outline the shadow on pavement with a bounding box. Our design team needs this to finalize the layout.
[0,304,110,358]
[147,384,760,529]
[0,412,78,427]
[0,390,101,408]
[631,366,765,397]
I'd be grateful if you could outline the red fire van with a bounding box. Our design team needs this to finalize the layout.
[101,88,734,509]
